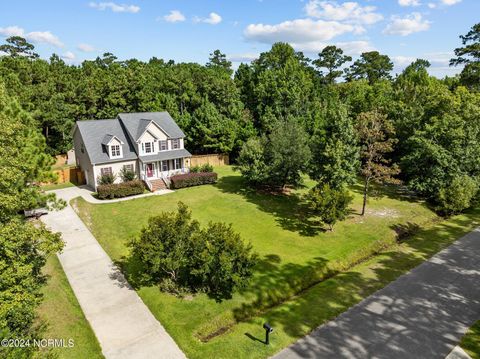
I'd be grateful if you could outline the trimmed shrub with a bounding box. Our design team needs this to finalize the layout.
[190,165,200,173]
[170,172,217,189]
[97,180,145,199]
[200,163,214,172]
[119,167,136,182]
[97,173,116,185]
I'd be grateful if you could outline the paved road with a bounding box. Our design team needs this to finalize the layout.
[274,228,480,359]
[42,187,185,359]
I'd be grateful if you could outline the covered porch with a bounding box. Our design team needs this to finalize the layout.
[140,157,190,191]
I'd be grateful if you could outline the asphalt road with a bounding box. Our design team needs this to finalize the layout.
[274,228,480,359]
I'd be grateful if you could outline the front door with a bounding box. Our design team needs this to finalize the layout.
[146,163,154,178]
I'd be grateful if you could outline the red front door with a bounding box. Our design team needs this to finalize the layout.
[146,163,154,177]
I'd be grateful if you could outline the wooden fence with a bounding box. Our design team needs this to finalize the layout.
[190,154,229,167]
[52,167,85,185]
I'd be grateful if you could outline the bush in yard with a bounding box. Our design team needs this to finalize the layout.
[170,172,217,189]
[128,202,257,301]
[97,180,145,199]
[200,163,214,172]
[304,183,353,231]
[189,222,257,300]
[436,174,478,215]
[97,173,116,185]
[119,167,136,182]
[190,165,200,173]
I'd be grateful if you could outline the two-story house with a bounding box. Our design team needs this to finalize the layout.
[72,112,191,191]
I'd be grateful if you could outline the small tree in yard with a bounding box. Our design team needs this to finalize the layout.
[304,184,353,231]
[189,222,257,300]
[356,110,400,216]
[437,174,478,215]
[97,173,116,185]
[128,202,257,301]
[119,167,136,182]
[128,202,199,288]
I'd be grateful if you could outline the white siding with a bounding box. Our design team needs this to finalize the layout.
[94,160,138,187]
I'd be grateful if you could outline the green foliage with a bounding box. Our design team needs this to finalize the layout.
[437,175,478,215]
[450,23,480,90]
[0,36,38,59]
[119,167,136,182]
[97,173,116,185]
[309,100,359,188]
[190,165,200,173]
[0,84,63,357]
[199,163,214,172]
[236,118,311,189]
[97,180,145,199]
[206,50,233,76]
[346,51,393,84]
[304,184,353,230]
[356,110,400,215]
[128,202,256,300]
[313,45,352,84]
[170,172,218,189]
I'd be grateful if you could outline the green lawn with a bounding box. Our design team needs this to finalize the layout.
[41,181,76,191]
[71,166,480,358]
[36,255,104,359]
[461,320,480,358]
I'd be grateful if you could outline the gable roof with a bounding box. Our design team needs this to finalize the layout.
[101,134,124,146]
[118,112,185,141]
[75,119,137,165]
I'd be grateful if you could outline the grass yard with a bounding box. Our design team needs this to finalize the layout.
[461,320,480,358]
[36,255,104,359]
[41,181,76,191]
[71,166,480,358]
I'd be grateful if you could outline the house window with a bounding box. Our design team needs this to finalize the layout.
[172,139,180,149]
[124,164,134,172]
[142,142,154,154]
[174,158,182,170]
[110,144,121,158]
[161,160,168,172]
[159,140,168,151]
[100,167,112,176]
[81,143,85,154]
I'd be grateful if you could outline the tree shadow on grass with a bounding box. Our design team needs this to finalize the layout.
[256,211,480,358]
[215,175,324,237]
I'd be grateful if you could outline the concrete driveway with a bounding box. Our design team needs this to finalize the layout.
[274,228,480,359]
[42,187,185,359]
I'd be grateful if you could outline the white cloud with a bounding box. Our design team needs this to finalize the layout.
[428,3,437,8]
[0,25,24,37]
[383,13,431,36]
[392,55,416,68]
[440,0,461,5]
[89,2,140,13]
[227,53,259,62]
[305,1,383,25]
[163,10,186,23]
[244,18,358,45]
[26,31,63,47]
[77,43,96,52]
[194,12,222,25]
[0,26,63,47]
[336,40,375,55]
[61,51,76,61]
[398,0,421,6]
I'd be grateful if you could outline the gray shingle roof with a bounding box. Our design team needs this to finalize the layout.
[75,112,187,165]
[139,148,191,163]
[118,112,185,140]
[76,119,138,165]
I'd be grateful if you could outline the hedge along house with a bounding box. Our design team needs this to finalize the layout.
[73,112,192,191]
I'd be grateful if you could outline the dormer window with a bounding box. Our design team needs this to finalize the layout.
[110,144,122,158]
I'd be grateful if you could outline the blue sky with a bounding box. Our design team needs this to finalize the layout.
[0,0,478,77]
